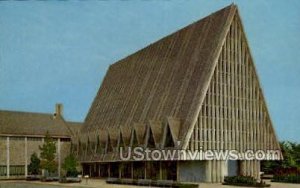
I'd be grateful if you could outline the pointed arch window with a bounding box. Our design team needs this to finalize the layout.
[78,139,82,156]
[87,138,92,155]
[82,142,87,157]
[131,130,139,148]
[164,125,175,148]
[96,136,103,154]
[106,135,113,153]
[147,128,156,148]
[118,132,125,151]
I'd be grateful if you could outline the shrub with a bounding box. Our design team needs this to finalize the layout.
[224,176,256,184]
[62,154,79,177]
[274,167,300,176]
[261,141,300,175]
[28,153,41,175]
[271,167,300,183]
[272,174,300,183]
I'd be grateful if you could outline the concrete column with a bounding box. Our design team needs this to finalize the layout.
[256,160,261,181]
[216,160,221,183]
[212,160,217,183]
[25,137,28,177]
[89,164,92,177]
[119,163,122,178]
[250,160,253,177]
[239,160,247,176]
[41,137,45,177]
[108,163,110,178]
[159,161,162,180]
[58,138,61,177]
[6,137,10,178]
[222,160,228,181]
[205,160,212,182]
[144,162,146,179]
[246,161,250,176]
[131,162,133,179]
[98,164,101,177]
[176,161,179,181]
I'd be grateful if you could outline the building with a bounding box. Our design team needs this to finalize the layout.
[76,4,282,183]
[0,104,82,179]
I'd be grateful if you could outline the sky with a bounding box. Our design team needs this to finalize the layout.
[0,0,299,142]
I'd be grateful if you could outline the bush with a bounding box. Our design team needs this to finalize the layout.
[28,153,41,175]
[223,176,270,187]
[62,154,79,177]
[271,167,300,183]
[274,167,300,176]
[224,176,256,184]
[272,174,300,183]
[59,177,67,183]
[261,141,300,175]
[26,174,41,181]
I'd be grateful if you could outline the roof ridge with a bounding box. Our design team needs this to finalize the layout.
[0,109,54,116]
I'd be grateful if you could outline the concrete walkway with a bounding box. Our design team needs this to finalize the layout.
[198,180,300,188]
[0,179,299,188]
[0,179,149,188]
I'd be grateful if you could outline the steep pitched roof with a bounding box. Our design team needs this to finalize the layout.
[0,111,70,137]
[83,5,237,148]
[0,110,74,137]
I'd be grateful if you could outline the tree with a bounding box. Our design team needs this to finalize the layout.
[287,142,300,167]
[281,141,297,168]
[62,154,78,177]
[39,132,57,175]
[28,152,40,175]
[261,141,300,174]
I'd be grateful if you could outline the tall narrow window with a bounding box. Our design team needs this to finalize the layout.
[164,126,175,148]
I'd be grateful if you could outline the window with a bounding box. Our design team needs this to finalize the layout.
[119,132,125,149]
[164,126,175,148]
[28,137,42,141]
[95,136,102,154]
[131,131,139,148]
[61,138,71,142]
[147,129,156,148]
[106,136,113,153]
[10,136,24,141]
[9,165,25,176]
[0,166,7,176]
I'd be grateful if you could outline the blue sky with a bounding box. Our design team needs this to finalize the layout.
[0,1,299,142]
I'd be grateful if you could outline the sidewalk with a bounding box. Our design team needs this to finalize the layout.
[1,179,299,188]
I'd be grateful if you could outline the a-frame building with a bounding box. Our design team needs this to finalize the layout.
[75,4,282,183]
